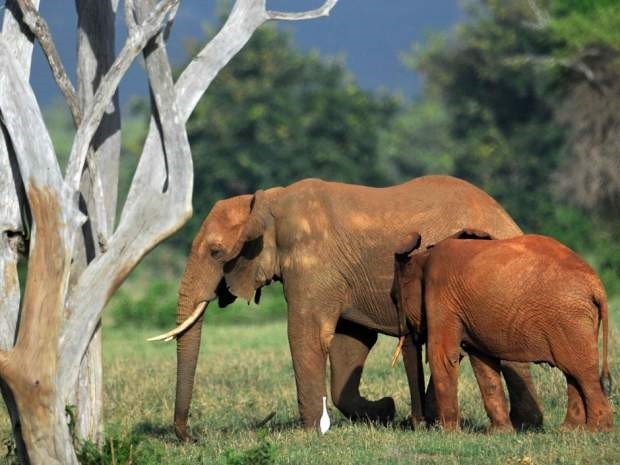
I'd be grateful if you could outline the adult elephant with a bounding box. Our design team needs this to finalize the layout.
[151,176,543,440]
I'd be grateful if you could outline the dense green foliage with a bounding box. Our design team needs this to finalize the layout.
[549,0,620,54]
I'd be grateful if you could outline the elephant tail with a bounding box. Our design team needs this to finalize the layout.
[594,288,611,397]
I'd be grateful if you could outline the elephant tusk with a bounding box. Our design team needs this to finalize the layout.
[146,301,207,342]
[390,335,406,368]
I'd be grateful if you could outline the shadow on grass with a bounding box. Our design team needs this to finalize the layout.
[218,417,303,434]
[459,418,488,434]
[131,421,176,442]
[129,417,304,443]
[212,416,489,435]
[130,415,492,444]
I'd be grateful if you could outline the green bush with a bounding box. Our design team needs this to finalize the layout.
[223,430,276,465]
[106,280,179,329]
[77,433,163,465]
[105,279,287,329]
[535,206,620,297]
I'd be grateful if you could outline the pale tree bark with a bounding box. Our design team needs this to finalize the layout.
[71,0,121,446]
[0,34,85,463]
[0,2,40,463]
[0,1,339,463]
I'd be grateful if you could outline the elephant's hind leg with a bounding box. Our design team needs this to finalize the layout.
[329,319,395,423]
[500,361,544,430]
[571,369,613,432]
[555,320,613,432]
[469,351,513,433]
[561,375,586,430]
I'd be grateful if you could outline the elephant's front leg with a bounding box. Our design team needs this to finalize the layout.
[401,333,426,426]
[287,305,339,429]
[469,351,512,432]
[329,319,395,423]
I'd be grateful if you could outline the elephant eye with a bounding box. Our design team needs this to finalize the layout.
[210,246,224,260]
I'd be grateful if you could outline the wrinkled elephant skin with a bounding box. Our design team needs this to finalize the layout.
[394,232,613,432]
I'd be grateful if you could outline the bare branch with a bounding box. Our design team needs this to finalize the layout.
[266,0,338,21]
[13,0,120,252]
[124,0,138,34]
[1,0,40,79]
[15,0,81,126]
[65,0,179,192]
[503,51,603,89]
[14,0,115,249]
[524,0,550,30]
[163,1,179,40]
[0,40,81,226]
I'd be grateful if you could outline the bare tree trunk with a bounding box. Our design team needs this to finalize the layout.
[71,0,121,446]
[0,33,84,463]
[0,123,28,465]
[0,2,40,463]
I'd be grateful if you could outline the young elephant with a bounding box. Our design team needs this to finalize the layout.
[393,230,613,432]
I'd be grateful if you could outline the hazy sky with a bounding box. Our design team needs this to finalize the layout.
[18,0,461,107]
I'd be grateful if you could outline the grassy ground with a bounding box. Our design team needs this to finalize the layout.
[1,300,619,464]
[100,304,619,465]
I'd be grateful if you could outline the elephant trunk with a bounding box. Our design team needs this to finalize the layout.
[173,255,221,441]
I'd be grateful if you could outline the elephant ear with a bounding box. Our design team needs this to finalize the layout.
[241,190,271,243]
[221,190,272,262]
[450,228,496,241]
[394,232,422,262]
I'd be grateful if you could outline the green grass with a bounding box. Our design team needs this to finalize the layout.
[102,302,620,464]
[2,302,619,464]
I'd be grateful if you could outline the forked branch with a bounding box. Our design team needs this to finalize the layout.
[266,0,337,21]
[15,0,116,250]
[15,0,81,126]
[59,0,192,395]
[65,0,179,192]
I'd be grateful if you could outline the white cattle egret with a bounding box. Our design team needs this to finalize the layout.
[320,396,330,434]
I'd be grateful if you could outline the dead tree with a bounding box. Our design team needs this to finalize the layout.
[552,51,620,216]
[0,0,338,463]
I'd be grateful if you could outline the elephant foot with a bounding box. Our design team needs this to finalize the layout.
[559,421,583,432]
[586,411,614,433]
[339,396,395,424]
[501,361,544,431]
[509,408,543,431]
[437,420,460,432]
[587,423,614,433]
[487,423,515,434]
[410,413,427,429]
[175,423,197,443]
